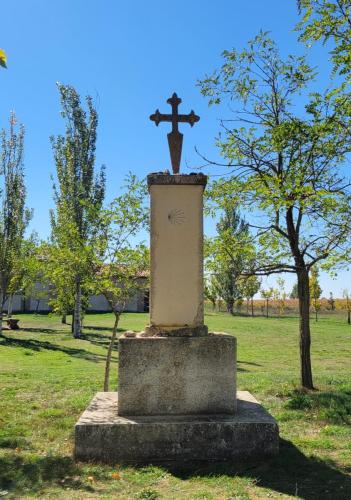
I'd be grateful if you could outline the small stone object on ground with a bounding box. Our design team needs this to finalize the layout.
[7,318,20,330]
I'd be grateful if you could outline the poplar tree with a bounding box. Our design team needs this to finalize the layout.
[207,208,252,315]
[50,84,105,338]
[0,113,31,332]
[199,33,351,389]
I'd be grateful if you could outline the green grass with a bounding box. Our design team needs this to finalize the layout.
[0,312,350,499]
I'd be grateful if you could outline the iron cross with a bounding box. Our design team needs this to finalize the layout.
[150,93,200,174]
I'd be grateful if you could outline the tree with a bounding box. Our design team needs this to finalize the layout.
[199,33,351,389]
[342,288,351,324]
[0,113,31,333]
[276,277,287,316]
[328,291,336,310]
[7,235,40,317]
[309,266,322,321]
[204,275,220,311]
[50,84,105,338]
[261,288,274,318]
[240,275,261,316]
[0,49,6,68]
[290,283,299,299]
[206,207,251,315]
[94,174,149,391]
[297,1,351,79]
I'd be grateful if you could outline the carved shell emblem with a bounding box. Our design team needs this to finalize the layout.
[168,209,185,225]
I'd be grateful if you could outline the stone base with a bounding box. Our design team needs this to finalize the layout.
[75,391,279,464]
[118,332,237,416]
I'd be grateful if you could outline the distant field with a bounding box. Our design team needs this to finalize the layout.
[0,312,350,499]
[207,299,351,320]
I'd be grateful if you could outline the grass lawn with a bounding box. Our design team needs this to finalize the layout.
[0,312,350,499]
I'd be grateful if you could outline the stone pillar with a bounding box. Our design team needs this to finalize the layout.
[146,173,207,336]
[117,173,237,416]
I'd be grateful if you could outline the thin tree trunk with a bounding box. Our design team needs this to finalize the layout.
[227,300,234,315]
[251,297,254,317]
[73,277,82,338]
[266,299,269,318]
[348,310,350,325]
[246,299,249,315]
[297,269,314,390]
[104,313,120,391]
[71,312,74,334]
[61,314,67,324]
[7,294,14,317]
[35,299,40,314]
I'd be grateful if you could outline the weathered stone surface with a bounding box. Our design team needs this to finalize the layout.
[75,391,279,463]
[143,324,208,337]
[147,172,207,188]
[118,333,237,416]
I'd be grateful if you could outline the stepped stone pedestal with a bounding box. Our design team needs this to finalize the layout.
[74,173,279,463]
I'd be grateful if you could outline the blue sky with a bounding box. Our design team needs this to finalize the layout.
[1,0,350,296]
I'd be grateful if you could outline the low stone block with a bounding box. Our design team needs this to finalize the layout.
[118,332,237,416]
[75,391,279,463]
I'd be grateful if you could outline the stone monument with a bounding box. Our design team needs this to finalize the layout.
[75,93,279,463]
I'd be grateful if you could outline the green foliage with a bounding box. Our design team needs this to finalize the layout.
[92,173,149,390]
[199,33,351,277]
[94,173,149,314]
[0,48,7,68]
[0,113,32,323]
[206,207,254,314]
[199,32,351,388]
[310,266,322,320]
[290,283,299,299]
[49,84,106,336]
[297,0,351,77]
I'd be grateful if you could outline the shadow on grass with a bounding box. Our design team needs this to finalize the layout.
[0,334,108,363]
[237,360,262,367]
[165,438,351,500]
[0,454,93,495]
[81,331,121,350]
[20,327,64,334]
[82,325,116,333]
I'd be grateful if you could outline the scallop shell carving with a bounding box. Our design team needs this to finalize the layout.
[168,208,185,225]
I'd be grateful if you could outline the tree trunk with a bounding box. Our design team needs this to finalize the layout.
[297,269,314,390]
[35,299,40,314]
[104,313,120,391]
[73,277,82,338]
[7,294,14,317]
[348,310,350,325]
[227,300,234,315]
[246,299,249,315]
[61,314,67,324]
[266,299,269,318]
[71,312,74,334]
[251,297,254,317]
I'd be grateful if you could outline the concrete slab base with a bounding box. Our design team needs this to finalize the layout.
[75,391,279,463]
